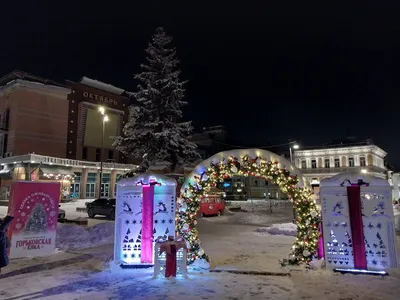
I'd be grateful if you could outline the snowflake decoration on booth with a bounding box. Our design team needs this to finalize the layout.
[176,154,320,265]
[49,211,56,218]
[15,223,22,230]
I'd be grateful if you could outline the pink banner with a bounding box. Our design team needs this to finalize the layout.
[141,185,154,263]
[317,223,324,259]
[7,181,60,258]
[347,186,367,269]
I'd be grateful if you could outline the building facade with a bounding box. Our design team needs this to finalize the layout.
[66,77,130,162]
[0,72,70,158]
[293,140,388,186]
[189,125,228,159]
[0,71,137,201]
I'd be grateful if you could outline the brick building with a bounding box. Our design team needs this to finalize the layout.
[0,71,136,201]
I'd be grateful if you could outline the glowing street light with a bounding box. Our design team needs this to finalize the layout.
[98,106,109,198]
[361,169,367,174]
[289,142,300,224]
[289,143,300,163]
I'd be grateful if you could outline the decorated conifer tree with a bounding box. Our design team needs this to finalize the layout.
[114,27,199,171]
[24,203,47,233]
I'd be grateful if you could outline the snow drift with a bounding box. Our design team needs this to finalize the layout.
[56,222,114,251]
[234,212,273,225]
[256,222,297,237]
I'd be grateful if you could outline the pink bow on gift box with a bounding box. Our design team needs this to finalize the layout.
[159,236,187,255]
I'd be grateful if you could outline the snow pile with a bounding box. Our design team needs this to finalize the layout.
[235,212,272,225]
[227,199,292,211]
[256,222,297,237]
[394,205,400,216]
[224,207,235,215]
[56,222,114,250]
[189,258,210,272]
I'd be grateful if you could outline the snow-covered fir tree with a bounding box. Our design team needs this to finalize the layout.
[114,27,199,171]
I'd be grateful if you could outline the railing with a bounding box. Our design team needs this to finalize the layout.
[299,166,386,174]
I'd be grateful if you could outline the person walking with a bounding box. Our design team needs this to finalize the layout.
[0,215,14,274]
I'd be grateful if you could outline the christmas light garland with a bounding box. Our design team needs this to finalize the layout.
[176,155,321,265]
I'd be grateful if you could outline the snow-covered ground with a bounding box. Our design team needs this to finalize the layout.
[256,222,297,237]
[227,199,293,212]
[56,222,114,251]
[0,209,399,299]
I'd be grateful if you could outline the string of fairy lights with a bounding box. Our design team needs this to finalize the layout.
[176,154,321,265]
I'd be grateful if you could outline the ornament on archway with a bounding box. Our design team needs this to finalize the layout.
[176,153,321,265]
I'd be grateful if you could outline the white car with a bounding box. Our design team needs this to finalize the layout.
[58,205,66,222]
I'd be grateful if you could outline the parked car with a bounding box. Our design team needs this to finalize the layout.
[86,198,116,220]
[58,205,66,222]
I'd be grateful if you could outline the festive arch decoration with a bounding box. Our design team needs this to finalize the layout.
[176,149,321,265]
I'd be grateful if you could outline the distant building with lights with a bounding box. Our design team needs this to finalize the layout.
[0,71,137,202]
[293,138,388,186]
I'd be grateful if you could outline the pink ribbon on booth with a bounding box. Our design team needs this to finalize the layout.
[347,185,367,270]
[141,185,154,263]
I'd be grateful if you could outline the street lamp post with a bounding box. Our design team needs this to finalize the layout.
[289,143,299,163]
[289,143,299,223]
[98,107,109,198]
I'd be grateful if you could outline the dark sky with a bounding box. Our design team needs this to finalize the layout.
[1,2,400,167]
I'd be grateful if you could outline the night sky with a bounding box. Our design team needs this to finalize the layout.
[1,2,400,167]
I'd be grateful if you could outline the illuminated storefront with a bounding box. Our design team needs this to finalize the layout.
[0,153,137,201]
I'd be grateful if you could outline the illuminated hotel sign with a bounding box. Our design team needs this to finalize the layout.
[82,91,118,106]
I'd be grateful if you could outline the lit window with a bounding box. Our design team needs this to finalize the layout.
[348,157,355,167]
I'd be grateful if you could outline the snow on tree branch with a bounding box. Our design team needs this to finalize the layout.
[113,27,200,171]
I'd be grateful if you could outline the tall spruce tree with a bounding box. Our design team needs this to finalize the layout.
[114,27,199,171]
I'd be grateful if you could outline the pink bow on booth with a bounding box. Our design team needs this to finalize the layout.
[140,179,161,264]
[340,179,369,270]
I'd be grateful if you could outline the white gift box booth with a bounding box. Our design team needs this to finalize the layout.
[114,173,183,269]
[320,173,398,274]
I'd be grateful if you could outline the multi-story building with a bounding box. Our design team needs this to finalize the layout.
[189,125,228,159]
[293,139,388,186]
[0,71,136,201]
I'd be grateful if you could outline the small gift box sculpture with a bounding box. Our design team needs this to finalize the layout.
[153,236,188,279]
[320,172,398,274]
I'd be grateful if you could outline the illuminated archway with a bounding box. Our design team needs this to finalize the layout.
[176,149,320,265]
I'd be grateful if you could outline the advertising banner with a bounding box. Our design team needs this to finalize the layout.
[7,181,61,258]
